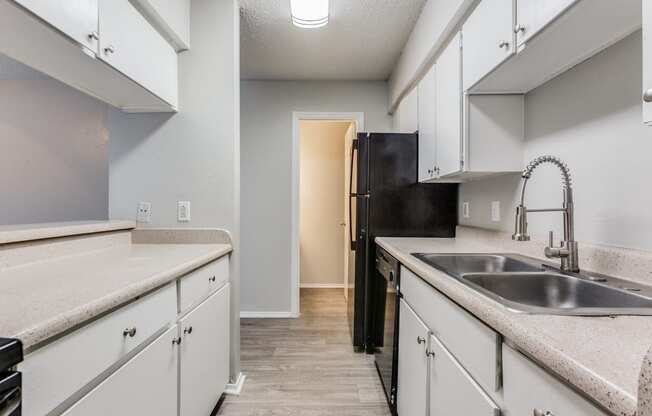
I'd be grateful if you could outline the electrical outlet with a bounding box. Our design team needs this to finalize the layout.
[178,201,191,222]
[462,202,470,219]
[137,202,151,223]
[491,201,501,222]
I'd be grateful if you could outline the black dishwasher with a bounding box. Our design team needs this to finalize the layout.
[373,246,400,415]
[0,338,23,416]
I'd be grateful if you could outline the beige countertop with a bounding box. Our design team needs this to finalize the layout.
[376,235,652,416]
[0,220,136,244]
[0,230,231,352]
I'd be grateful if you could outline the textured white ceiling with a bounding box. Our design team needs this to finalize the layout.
[240,0,427,81]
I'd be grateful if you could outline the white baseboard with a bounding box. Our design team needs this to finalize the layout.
[225,372,246,395]
[299,283,345,289]
[240,311,299,318]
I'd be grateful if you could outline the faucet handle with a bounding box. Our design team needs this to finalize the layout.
[548,231,555,248]
[545,230,568,259]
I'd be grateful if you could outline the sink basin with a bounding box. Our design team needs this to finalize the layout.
[412,253,543,277]
[460,272,652,315]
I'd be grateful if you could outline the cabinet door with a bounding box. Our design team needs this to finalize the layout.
[429,334,500,416]
[418,66,437,182]
[435,33,463,178]
[179,283,230,416]
[462,0,515,91]
[98,0,178,108]
[644,0,652,125]
[516,0,577,47]
[61,325,179,416]
[14,0,99,52]
[397,299,429,416]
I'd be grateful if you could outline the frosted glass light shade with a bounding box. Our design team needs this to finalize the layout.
[291,0,329,28]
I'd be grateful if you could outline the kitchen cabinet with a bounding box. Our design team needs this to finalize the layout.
[61,325,179,416]
[462,0,514,91]
[99,0,178,108]
[394,88,419,134]
[14,0,99,53]
[644,0,652,125]
[435,32,463,178]
[502,344,608,416]
[417,65,437,182]
[132,0,191,51]
[429,334,500,416]
[397,299,429,416]
[515,0,577,47]
[179,283,230,416]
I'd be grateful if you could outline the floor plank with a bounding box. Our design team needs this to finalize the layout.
[218,289,392,416]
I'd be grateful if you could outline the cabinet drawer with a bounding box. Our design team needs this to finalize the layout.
[429,334,500,416]
[179,256,229,313]
[19,283,176,416]
[61,325,178,416]
[502,344,608,416]
[400,266,501,393]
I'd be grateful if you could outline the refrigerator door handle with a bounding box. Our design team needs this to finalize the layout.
[349,139,358,251]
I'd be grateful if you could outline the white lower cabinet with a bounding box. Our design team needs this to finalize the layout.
[179,283,231,416]
[62,325,179,416]
[397,299,429,416]
[429,334,500,416]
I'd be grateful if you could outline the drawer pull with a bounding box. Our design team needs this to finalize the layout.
[416,336,426,345]
[183,326,193,335]
[172,337,182,345]
[533,409,554,416]
[209,276,217,283]
[122,327,137,338]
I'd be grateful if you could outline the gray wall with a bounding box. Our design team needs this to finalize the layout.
[0,55,109,225]
[109,0,241,380]
[240,80,392,313]
[460,32,652,251]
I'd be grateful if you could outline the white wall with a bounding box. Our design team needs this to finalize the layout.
[299,121,350,287]
[0,55,109,225]
[240,80,392,314]
[460,32,652,251]
[109,0,241,380]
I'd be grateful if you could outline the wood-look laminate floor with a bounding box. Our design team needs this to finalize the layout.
[217,289,392,416]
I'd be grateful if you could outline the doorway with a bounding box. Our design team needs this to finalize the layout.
[291,112,364,316]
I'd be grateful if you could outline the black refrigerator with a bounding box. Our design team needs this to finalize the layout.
[346,132,458,352]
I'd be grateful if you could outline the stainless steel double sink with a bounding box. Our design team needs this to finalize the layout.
[412,253,652,316]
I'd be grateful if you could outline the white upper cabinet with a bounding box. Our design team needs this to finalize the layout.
[132,0,191,51]
[644,0,652,125]
[417,66,437,182]
[99,0,178,109]
[515,0,577,47]
[397,299,429,416]
[462,0,515,91]
[14,0,99,53]
[436,33,463,178]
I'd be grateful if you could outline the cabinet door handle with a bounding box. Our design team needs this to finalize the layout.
[104,45,115,54]
[184,326,193,335]
[644,88,652,103]
[498,40,510,49]
[88,31,99,41]
[426,350,435,358]
[514,24,526,34]
[172,337,182,345]
[533,410,554,416]
[416,336,426,345]
[209,276,216,282]
[122,327,137,338]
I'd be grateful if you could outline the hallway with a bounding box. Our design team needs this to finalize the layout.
[218,289,391,415]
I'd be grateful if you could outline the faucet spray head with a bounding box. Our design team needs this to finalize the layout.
[513,205,530,241]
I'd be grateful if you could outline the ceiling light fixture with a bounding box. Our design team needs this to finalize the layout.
[290,0,329,29]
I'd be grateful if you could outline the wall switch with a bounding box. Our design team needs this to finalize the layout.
[491,201,501,222]
[178,201,191,222]
[462,202,470,219]
[137,202,152,223]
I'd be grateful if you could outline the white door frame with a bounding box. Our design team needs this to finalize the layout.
[291,112,365,317]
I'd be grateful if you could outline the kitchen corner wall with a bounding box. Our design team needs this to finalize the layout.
[240,80,392,314]
[108,0,241,380]
[460,31,652,252]
[0,55,109,225]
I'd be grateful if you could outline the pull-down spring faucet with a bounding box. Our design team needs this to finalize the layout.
[513,156,580,272]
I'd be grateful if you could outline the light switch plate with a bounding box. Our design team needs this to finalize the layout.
[178,201,191,222]
[137,202,152,223]
[462,202,470,219]
[491,201,501,222]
